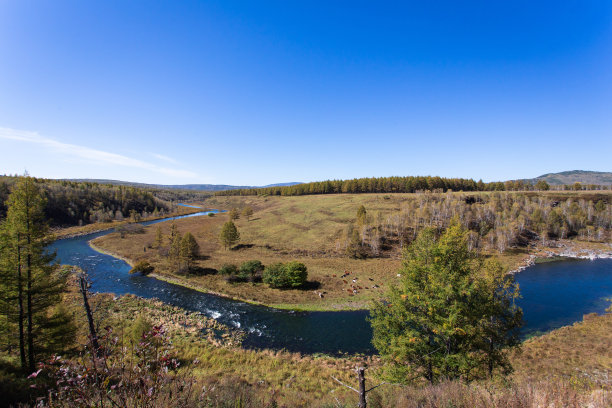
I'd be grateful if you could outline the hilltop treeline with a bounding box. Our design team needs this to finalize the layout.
[0,176,175,226]
[345,192,612,257]
[217,176,500,196]
[215,175,610,197]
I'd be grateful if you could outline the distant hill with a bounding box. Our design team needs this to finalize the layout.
[66,179,302,191]
[522,170,612,186]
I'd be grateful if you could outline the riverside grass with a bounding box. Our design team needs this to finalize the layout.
[16,279,611,407]
[89,191,612,311]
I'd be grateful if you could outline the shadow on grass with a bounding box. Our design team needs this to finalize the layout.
[188,266,218,276]
[231,244,254,251]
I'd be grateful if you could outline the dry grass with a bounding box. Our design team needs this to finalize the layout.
[51,205,202,239]
[512,312,612,386]
[89,192,611,310]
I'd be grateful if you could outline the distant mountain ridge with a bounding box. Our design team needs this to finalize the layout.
[522,170,612,186]
[65,179,302,191]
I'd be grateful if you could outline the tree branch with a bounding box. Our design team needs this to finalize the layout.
[331,376,359,393]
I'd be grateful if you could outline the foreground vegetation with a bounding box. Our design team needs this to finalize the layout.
[2,282,611,407]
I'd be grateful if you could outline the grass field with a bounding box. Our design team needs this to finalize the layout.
[90,192,611,311]
[11,278,609,407]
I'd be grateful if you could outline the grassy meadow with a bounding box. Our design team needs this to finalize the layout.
[90,191,611,311]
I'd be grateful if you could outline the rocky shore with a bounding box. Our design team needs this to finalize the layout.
[510,241,612,274]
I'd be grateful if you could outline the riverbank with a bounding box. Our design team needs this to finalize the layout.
[51,204,204,240]
[510,240,612,274]
[87,192,612,312]
[89,239,136,267]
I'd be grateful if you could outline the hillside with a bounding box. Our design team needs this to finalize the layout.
[525,170,612,186]
[67,179,303,191]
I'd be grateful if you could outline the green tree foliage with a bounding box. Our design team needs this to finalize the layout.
[263,261,308,288]
[168,232,182,271]
[535,180,550,191]
[0,176,75,372]
[179,232,200,272]
[218,264,238,275]
[219,221,240,250]
[0,176,171,226]
[242,206,254,221]
[369,222,522,384]
[239,260,264,279]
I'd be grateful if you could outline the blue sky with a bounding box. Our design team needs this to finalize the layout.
[1,1,611,185]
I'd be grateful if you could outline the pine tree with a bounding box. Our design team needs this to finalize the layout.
[369,221,522,384]
[219,221,240,250]
[0,176,75,372]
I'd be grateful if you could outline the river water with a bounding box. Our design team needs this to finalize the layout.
[48,210,612,354]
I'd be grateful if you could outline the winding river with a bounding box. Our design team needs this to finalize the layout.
[49,209,612,354]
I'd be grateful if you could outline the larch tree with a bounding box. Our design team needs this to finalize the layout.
[219,221,240,250]
[0,175,75,373]
[154,225,164,249]
[369,221,522,384]
[179,232,199,273]
[242,206,254,221]
[229,208,240,221]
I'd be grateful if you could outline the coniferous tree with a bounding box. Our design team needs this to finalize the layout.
[242,206,254,221]
[219,221,240,250]
[0,176,75,372]
[369,221,522,384]
[179,232,199,272]
[229,208,240,221]
[154,225,164,249]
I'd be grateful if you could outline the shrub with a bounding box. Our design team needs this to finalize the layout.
[129,260,154,275]
[239,260,264,276]
[263,261,308,288]
[219,264,238,275]
[283,261,308,287]
[262,263,286,288]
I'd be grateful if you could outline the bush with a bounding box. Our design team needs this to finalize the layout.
[226,272,249,284]
[218,264,238,275]
[263,261,308,288]
[239,260,264,276]
[129,261,154,275]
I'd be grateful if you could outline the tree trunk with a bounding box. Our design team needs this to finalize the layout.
[16,233,26,371]
[79,275,100,354]
[26,199,35,373]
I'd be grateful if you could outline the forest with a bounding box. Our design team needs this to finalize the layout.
[0,176,209,227]
[342,191,612,258]
[215,175,610,197]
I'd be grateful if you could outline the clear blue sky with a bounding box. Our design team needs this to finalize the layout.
[1,1,611,185]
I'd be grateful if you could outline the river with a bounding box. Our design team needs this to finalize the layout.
[48,209,612,354]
